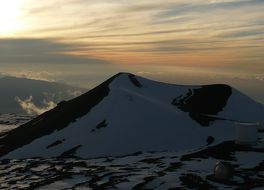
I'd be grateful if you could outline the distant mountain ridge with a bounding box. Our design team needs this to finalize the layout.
[0,76,86,114]
[0,73,263,159]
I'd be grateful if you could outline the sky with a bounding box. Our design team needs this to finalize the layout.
[0,0,263,102]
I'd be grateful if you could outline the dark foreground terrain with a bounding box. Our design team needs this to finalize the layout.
[0,144,263,190]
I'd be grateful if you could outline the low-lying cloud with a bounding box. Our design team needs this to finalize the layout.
[66,89,83,97]
[15,96,56,115]
[0,71,57,82]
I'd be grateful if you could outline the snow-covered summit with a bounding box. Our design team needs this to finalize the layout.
[0,73,263,159]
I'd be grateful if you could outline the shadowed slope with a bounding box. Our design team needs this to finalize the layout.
[0,73,121,157]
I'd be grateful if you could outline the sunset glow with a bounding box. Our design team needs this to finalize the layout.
[0,0,263,102]
[0,0,23,34]
[0,0,262,69]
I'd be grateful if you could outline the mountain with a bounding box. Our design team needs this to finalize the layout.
[0,73,263,159]
[0,76,86,114]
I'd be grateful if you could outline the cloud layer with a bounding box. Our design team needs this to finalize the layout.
[0,38,109,64]
[1,0,263,71]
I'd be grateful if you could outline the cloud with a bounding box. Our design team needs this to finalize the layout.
[216,30,264,38]
[0,71,57,82]
[15,96,56,115]
[66,89,83,97]
[42,90,85,102]
[0,0,263,74]
[0,38,110,64]
[77,28,203,39]
[156,0,264,19]
[137,71,164,75]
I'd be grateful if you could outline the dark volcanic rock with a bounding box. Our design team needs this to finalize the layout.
[207,136,215,145]
[181,141,264,161]
[172,84,232,126]
[60,145,82,158]
[46,139,65,149]
[128,74,142,88]
[180,173,215,190]
[96,120,108,129]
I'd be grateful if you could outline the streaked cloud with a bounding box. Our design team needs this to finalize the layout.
[0,0,263,72]
[0,38,109,64]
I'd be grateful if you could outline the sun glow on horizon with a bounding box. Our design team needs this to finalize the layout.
[0,0,263,75]
[0,0,23,35]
